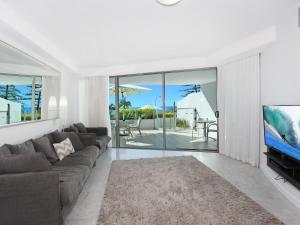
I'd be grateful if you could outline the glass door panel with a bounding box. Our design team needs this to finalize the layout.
[118,74,164,149]
[165,69,218,150]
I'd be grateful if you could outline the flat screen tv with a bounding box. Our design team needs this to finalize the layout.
[263,105,300,161]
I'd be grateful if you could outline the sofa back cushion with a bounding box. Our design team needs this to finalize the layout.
[7,140,36,155]
[53,138,75,160]
[74,123,87,133]
[0,152,51,174]
[52,131,85,151]
[67,132,85,151]
[32,136,58,163]
[0,145,11,158]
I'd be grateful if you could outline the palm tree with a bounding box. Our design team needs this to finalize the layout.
[109,104,115,113]
[0,85,22,102]
[119,98,132,109]
[119,98,132,121]
[181,84,201,97]
[109,104,115,119]
[26,84,42,114]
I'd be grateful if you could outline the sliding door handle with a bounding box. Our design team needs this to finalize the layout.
[215,111,219,118]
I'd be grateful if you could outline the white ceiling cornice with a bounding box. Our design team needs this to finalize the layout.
[207,26,277,66]
[0,1,78,73]
[79,56,208,77]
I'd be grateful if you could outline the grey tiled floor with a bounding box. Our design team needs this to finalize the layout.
[63,148,300,225]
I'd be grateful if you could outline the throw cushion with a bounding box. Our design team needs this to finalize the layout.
[74,123,87,133]
[7,140,36,155]
[32,136,58,163]
[46,132,56,145]
[53,138,75,160]
[69,125,79,133]
[0,145,11,157]
[51,130,67,143]
[0,152,51,174]
[52,132,85,151]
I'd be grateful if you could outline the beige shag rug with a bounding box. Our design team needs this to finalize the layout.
[98,156,284,225]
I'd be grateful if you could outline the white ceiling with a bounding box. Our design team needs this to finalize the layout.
[0,0,291,70]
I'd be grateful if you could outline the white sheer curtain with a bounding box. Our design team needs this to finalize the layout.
[218,54,260,167]
[81,76,111,137]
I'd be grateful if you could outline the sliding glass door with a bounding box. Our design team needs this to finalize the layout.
[110,68,218,151]
[165,70,218,150]
[117,74,164,149]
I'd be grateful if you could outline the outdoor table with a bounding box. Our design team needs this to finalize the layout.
[196,119,216,140]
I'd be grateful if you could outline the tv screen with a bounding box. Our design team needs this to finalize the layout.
[263,105,300,161]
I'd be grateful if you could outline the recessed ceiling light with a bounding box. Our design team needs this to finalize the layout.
[156,0,182,6]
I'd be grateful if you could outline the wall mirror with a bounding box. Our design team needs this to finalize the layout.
[0,40,61,127]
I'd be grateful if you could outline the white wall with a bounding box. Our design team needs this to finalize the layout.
[0,119,59,146]
[177,91,216,128]
[260,3,300,208]
[0,98,21,125]
[201,82,217,112]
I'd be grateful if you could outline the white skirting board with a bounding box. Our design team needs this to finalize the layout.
[261,165,300,209]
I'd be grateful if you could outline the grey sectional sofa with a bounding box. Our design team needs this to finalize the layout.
[0,129,110,225]
[65,122,111,154]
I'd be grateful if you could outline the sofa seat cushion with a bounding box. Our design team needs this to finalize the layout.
[96,136,111,151]
[51,165,90,206]
[53,146,99,169]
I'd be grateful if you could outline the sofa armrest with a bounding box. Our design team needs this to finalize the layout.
[77,133,97,147]
[86,127,108,136]
[0,171,62,225]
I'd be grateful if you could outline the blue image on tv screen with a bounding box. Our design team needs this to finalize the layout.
[263,105,300,161]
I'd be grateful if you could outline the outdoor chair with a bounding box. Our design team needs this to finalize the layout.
[207,122,218,141]
[192,122,202,139]
[127,117,142,137]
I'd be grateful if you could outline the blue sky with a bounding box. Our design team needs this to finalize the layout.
[109,84,188,108]
[16,85,32,108]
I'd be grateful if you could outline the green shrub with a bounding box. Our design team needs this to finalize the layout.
[140,108,155,119]
[112,108,174,120]
[23,114,32,121]
[21,113,41,121]
[176,118,190,129]
[119,108,136,120]
[165,112,174,118]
